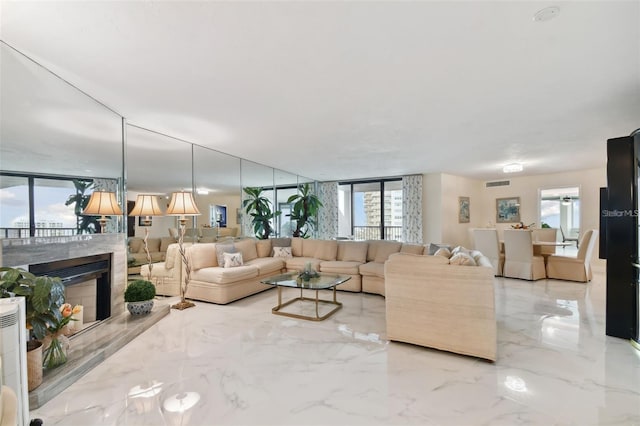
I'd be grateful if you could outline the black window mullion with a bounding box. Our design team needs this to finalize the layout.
[28,176,35,237]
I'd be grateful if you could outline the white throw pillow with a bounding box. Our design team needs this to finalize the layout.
[272,246,293,259]
[223,252,243,268]
[434,247,452,258]
[449,252,477,266]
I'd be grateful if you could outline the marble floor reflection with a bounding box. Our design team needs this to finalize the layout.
[31,267,640,425]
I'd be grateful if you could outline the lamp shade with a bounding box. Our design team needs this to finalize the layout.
[82,191,123,216]
[166,191,201,216]
[129,194,163,217]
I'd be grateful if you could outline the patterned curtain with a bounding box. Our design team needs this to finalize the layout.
[402,175,423,243]
[317,181,338,240]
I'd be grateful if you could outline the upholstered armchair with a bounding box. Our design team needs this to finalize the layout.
[546,229,598,282]
[532,228,558,255]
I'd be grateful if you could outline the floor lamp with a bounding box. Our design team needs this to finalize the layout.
[128,194,164,280]
[82,190,123,233]
[166,191,201,310]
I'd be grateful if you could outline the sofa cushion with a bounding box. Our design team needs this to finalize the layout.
[337,241,368,263]
[190,243,219,270]
[449,252,476,266]
[315,240,338,261]
[234,239,258,262]
[359,261,385,278]
[215,243,236,267]
[160,237,175,253]
[320,260,362,275]
[256,239,272,258]
[427,243,453,255]
[401,244,424,255]
[245,257,285,275]
[301,239,322,258]
[223,252,244,268]
[191,265,258,284]
[273,247,292,258]
[291,238,303,257]
[271,237,291,247]
[150,252,164,262]
[285,257,321,272]
[434,247,451,258]
[146,238,161,253]
[165,244,179,269]
[129,238,144,253]
[373,241,402,263]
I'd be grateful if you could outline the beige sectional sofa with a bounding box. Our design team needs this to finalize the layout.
[128,236,176,263]
[385,252,497,361]
[161,238,429,304]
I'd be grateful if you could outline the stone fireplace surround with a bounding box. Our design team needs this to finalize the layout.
[0,234,170,409]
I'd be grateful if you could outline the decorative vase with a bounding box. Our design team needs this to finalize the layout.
[127,299,154,316]
[42,332,69,369]
[27,340,43,391]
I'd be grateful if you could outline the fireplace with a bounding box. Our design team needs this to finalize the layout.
[29,253,112,322]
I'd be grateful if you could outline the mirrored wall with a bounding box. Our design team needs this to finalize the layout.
[0,42,317,241]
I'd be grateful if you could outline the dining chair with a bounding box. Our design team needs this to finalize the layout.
[532,228,558,255]
[560,226,579,248]
[546,229,598,282]
[503,229,546,280]
[473,229,504,276]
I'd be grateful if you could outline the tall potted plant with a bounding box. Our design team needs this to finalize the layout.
[242,187,281,240]
[65,179,99,234]
[287,183,323,238]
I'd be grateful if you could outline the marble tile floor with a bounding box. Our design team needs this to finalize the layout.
[30,268,640,425]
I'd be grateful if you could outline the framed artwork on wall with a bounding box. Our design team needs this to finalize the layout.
[458,197,470,223]
[496,197,521,223]
[138,217,151,227]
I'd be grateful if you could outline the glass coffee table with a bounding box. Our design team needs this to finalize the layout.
[261,272,351,321]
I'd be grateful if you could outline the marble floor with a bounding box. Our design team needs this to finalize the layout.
[31,267,640,425]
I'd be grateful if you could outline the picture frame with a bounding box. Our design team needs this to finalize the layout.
[458,197,470,223]
[496,197,521,223]
[138,216,151,227]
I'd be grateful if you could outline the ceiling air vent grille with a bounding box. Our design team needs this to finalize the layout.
[486,180,510,188]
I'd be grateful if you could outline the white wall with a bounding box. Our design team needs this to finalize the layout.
[422,167,605,264]
[193,192,242,230]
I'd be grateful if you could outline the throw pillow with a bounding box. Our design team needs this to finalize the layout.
[451,246,471,256]
[272,246,292,258]
[434,247,451,258]
[216,243,236,267]
[223,252,244,268]
[428,243,452,255]
[449,252,477,266]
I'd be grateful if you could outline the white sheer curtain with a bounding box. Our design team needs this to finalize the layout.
[317,181,338,240]
[402,174,423,243]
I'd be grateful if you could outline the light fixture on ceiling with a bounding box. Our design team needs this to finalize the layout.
[533,6,560,22]
[503,163,523,174]
[196,188,209,195]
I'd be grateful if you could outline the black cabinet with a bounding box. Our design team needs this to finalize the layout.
[604,134,640,343]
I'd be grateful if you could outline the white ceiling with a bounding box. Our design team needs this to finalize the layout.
[1,1,639,182]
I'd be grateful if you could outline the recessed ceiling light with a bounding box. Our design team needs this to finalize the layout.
[196,188,209,195]
[503,163,524,173]
[533,6,560,22]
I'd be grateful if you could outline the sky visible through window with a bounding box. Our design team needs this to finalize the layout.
[0,185,78,228]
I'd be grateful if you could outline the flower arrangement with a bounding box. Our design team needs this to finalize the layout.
[298,262,319,282]
[42,303,81,369]
[511,222,535,230]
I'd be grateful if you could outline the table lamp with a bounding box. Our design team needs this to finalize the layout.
[82,190,123,233]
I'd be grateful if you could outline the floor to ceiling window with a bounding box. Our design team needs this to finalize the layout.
[539,186,581,240]
[338,178,402,240]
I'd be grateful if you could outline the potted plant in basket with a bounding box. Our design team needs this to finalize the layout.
[0,267,67,387]
[124,279,156,315]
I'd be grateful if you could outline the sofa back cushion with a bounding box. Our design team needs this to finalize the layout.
[160,237,175,253]
[400,244,424,255]
[128,238,143,253]
[291,238,303,257]
[337,241,368,263]
[271,238,291,248]
[190,243,219,270]
[314,240,338,261]
[371,241,402,263]
[256,239,272,258]
[301,239,321,258]
[234,239,258,262]
[146,238,161,253]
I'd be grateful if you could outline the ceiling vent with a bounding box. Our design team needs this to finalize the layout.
[486,180,510,188]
